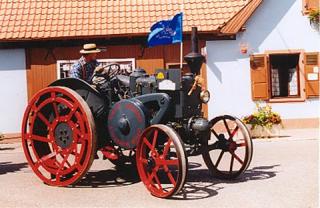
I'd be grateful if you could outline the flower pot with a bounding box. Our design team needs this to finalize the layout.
[246,124,281,138]
[310,20,320,31]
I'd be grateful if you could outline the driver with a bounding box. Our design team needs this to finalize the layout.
[69,43,102,83]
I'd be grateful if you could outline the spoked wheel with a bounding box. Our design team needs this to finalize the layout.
[21,86,96,186]
[136,125,187,198]
[202,115,253,179]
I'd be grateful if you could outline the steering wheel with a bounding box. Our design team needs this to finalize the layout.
[91,63,130,100]
[91,63,121,83]
[105,63,121,80]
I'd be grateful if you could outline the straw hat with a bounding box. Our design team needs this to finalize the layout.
[80,43,101,54]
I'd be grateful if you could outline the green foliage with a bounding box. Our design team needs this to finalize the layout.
[308,9,320,23]
[243,102,282,129]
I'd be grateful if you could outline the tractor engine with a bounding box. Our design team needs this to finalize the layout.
[107,27,210,148]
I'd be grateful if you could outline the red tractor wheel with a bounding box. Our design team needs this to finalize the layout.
[136,125,187,198]
[21,86,96,186]
[202,115,253,179]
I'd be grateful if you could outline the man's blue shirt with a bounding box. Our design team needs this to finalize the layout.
[69,56,99,83]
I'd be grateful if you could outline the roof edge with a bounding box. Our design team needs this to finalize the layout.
[220,0,263,34]
[0,30,224,43]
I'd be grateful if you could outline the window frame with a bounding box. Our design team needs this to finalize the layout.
[269,53,301,99]
[265,49,306,103]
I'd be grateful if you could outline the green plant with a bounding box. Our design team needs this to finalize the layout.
[308,9,320,23]
[243,103,282,129]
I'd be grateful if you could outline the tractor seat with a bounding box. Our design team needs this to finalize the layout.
[116,75,130,87]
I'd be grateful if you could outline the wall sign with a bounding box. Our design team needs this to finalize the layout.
[307,73,319,81]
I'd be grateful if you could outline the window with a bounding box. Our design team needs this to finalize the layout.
[57,60,76,79]
[250,52,320,101]
[302,0,319,14]
[269,54,300,98]
[56,58,135,79]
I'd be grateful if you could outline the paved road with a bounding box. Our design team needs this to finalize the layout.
[0,129,318,208]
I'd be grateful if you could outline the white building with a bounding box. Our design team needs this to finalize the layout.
[207,0,319,128]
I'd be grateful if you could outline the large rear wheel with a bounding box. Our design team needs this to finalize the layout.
[21,86,96,186]
[202,115,253,179]
[136,125,187,198]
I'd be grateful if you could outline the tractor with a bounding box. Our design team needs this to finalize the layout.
[21,27,253,198]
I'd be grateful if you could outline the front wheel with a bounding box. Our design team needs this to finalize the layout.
[21,86,96,186]
[136,125,188,198]
[202,115,253,179]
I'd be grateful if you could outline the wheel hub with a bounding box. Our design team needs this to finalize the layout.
[118,115,130,135]
[147,157,156,171]
[216,134,238,152]
[229,141,237,152]
[54,122,73,149]
[216,134,229,151]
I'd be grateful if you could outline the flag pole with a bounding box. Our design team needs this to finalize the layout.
[180,1,184,69]
[180,39,183,69]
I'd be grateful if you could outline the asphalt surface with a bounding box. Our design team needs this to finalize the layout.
[0,128,318,208]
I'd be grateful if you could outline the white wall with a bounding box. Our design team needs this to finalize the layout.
[206,0,320,120]
[0,49,27,133]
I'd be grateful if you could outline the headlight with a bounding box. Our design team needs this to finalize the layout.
[200,90,210,104]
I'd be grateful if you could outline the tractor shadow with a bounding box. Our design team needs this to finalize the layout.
[0,146,28,175]
[0,162,28,175]
[73,161,279,200]
[74,164,140,188]
[171,163,280,200]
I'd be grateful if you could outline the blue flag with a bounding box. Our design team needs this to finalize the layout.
[147,13,183,47]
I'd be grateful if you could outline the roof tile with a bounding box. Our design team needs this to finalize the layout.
[0,0,261,41]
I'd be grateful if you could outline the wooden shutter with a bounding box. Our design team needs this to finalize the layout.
[136,59,164,75]
[250,54,270,100]
[303,0,319,14]
[305,52,320,98]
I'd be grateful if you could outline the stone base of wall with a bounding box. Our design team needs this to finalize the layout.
[2,133,21,139]
[282,118,319,129]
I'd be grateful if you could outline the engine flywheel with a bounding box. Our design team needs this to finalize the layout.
[108,99,148,149]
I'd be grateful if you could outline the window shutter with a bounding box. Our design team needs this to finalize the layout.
[136,59,164,75]
[305,52,320,98]
[303,0,319,14]
[250,54,270,100]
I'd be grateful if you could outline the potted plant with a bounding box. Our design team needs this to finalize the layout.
[308,9,319,30]
[243,103,283,138]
